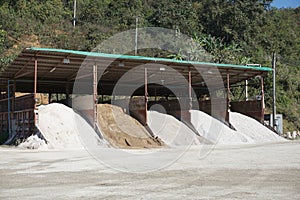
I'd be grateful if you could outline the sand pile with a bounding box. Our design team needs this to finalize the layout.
[97,104,163,148]
[229,112,285,143]
[18,135,48,150]
[190,110,253,144]
[37,103,106,149]
[190,110,284,144]
[147,111,206,146]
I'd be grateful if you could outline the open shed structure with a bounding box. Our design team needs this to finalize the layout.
[0,47,272,142]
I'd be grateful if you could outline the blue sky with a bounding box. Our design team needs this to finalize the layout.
[271,0,300,8]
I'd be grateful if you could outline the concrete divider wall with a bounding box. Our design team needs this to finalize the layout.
[231,100,263,123]
[197,99,229,124]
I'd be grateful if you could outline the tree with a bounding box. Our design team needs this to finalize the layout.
[196,0,272,43]
[148,0,200,35]
[0,25,6,53]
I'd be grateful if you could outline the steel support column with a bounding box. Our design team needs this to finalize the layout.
[227,73,230,122]
[93,63,98,129]
[245,80,248,101]
[145,67,148,124]
[272,52,277,130]
[7,80,11,138]
[188,66,192,110]
[66,82,70,106]
[34,58,38,125]
[12,80,16,112]
[48,93,52,104]
[261,76,265,123]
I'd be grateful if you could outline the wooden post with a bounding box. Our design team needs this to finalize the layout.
[34,58,37,125]
[145,67,148,124]
[93,63,98,129]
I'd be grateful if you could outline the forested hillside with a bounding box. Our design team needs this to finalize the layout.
[0,0,299,132]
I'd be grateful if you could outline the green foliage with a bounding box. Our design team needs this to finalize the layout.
[0,25,7,53]
[148,0,200,35]
[194,34,244,63]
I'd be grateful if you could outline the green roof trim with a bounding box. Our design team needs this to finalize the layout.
[29,47,272,72]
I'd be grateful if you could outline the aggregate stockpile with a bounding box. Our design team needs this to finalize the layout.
[229,112,285,143]
[18,135,48,149]
[190,110,285,145]
[35,103,106,149]
[97,104,163,148]
[147,111,208,146]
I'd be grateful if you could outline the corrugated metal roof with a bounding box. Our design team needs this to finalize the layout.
[30,47,272,72]
[0,47,272,95]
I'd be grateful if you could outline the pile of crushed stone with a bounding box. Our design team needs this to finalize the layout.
[18,135,48,150]
[36,103,106,149]
[18,102,284,150]
[229,112,285,143]
[190,110,285,144]
[147,111,207,146]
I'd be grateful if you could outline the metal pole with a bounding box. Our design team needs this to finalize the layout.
[145,67,148,125]
[73,0,76,28]
[272,52,277,130]
[66,82,70,105]
[93,63,98,129]
[261,76,265,123]
[12,80,16,112]
[227,73,230,102]
[245,80,248,101]
[135,16,138,56]
[227,73,230,122]
[34,58,37,125]
[188,66,192,110]
[7,80,11,138]
[48,93,52,104]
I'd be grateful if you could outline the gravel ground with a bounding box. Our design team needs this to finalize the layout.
[0,141,299,200]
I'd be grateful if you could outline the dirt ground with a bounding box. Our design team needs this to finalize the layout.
[0,141,299,200]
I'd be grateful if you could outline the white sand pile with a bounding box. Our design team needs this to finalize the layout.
[190,110,285,145]
[190,110,254,145]
[18,135,48,150]
[37,103,106,149]
[230,112,285,143]
[147,111,204,146]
